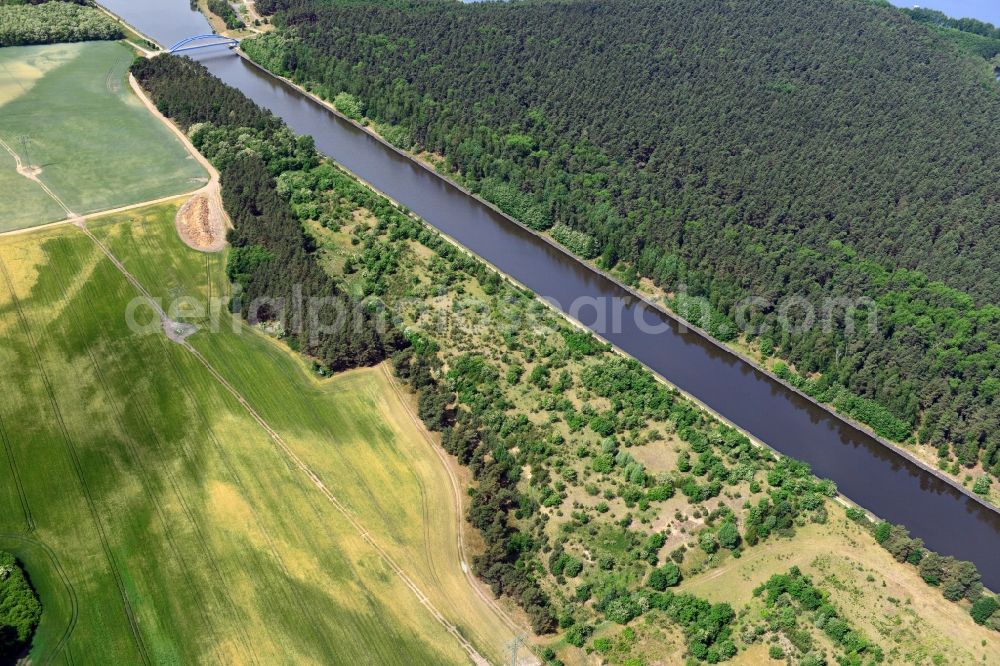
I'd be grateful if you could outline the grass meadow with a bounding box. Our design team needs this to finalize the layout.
[677,517,1000,666]
[0,42,206,231]
[0,202,514,664]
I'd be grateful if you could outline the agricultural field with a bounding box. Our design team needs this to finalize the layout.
[0,41,205,232]
[0,202,515,665]
[0,148,64,229]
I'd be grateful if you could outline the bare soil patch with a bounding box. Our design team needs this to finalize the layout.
[176,193,225,252]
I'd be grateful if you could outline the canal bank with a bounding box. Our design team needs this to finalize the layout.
[96,0,1000,591]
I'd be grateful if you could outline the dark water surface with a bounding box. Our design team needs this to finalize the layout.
[99,0,1000,589]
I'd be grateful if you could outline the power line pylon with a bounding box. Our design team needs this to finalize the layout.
[507,633,527,666]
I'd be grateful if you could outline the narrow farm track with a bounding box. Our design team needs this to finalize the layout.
[380,364,527,639]
[0,533,80,666]
[158,339,342,661]
[0,136,76,218]
[83,222,353,661]
[99,340,262,666]
[73,296,233,666]
[183,341,491,665]
[0,255,152,666]
[136,300,341,658]
[0,410,34,532]
[78,222,492,665]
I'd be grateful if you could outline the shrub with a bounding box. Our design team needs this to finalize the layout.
[605,597,641,624]
[971,596,999,625]
[333,92,363,120]
[592,637,612,653]
[973,476,992,496]
[874,521,892,544]
[564,623,592,647]
[699,530,719,554]
[845,506,866,522]
[647,562,682,591]
[717,522,741,550]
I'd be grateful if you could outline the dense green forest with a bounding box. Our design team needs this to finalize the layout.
[0,552,41,662]
[0,1,121,46]
[131,55,402,372]
[244,0,1000,483]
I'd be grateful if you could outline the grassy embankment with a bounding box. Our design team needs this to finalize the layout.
[0,41,205,232]
[0,203,515,664]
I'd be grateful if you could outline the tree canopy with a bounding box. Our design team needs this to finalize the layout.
[132,55,403,372]
[245,0,1000,480]
[0,1,122,46]
[0,552,41,662]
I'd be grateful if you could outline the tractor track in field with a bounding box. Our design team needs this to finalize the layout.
[78,230,261,664]
[39,216,494,663]
[267,357,480,652]
[102,337,263,666]
[107,220,343,661]
[251,355,491,655]
[74,271,236,666]
[158,343,343,660]
[0,72,222,245]
[284,366,443,589]
[183,340,491,665]
[0,533,80,666]
[0,136,77,219]
[290,371,449,627]
[0,409,34,532]
[0,301,36,532]
[380,364,529,640]
[0,254,152,666]
[89,222,490,662]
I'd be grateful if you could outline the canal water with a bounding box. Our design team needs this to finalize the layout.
[99,0,1000,589]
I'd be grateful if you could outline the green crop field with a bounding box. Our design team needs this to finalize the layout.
[0,149,64,229]
[0,203,514,664]
[0,42,206,232]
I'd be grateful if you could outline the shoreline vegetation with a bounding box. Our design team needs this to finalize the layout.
[230,45,1000,522]
[129,45,1000,663]
[234,0,1000,512]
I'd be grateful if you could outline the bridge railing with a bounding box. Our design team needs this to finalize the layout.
[167,34,240,54]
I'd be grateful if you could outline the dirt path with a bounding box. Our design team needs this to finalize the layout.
[126,74,230,253]
[72,217,491,663]
[243,0,264,26]
[380,365,531,641]
[0,136,77,219]
[0,73,223,243]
